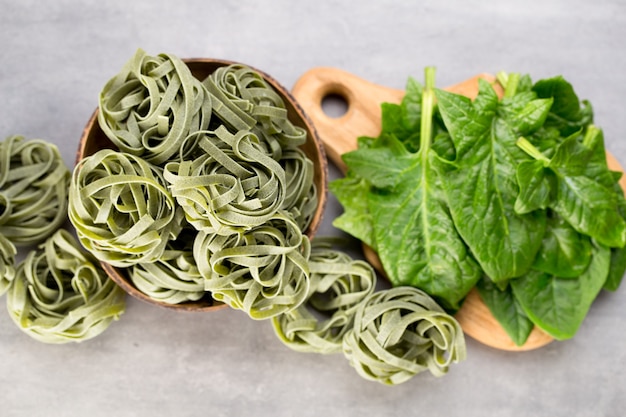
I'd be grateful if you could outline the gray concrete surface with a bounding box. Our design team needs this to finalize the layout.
[1,1,625,416]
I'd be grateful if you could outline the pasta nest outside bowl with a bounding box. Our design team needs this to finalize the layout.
[75,57,328,312]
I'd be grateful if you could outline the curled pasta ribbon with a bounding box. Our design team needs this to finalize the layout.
[342,286,466,385]
[194,211,310,319]
[0,233,16,296]
[98,48,212,165]
[128,226,205,304]
[164,126,286,235]
[204,64,307,149]
[69,149,176,267]
[6,229,126,344]
[272,239,377,354]
[281,148,318,232]
[0,135,70,245]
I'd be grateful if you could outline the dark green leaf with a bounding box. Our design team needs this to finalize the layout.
[380,103,420,153]
[368,149,481,311]
[430,126,456,162]
[376,77,423,152]
[499,94,553,136]
[552,174,625,248]
[514,160,551,214]
[511,242,610,340]
[532,76,593,136]
[341,70,482,311]
[605,183,626,291]
[329,173,376,249]
[518,131,626,248]
[548,134,594,176]
[605,245,626,291]
[435,81,546,282]
[476,277,534,346]
[533,214,592,278]
[341,136,411,188]
[402,77,423,128]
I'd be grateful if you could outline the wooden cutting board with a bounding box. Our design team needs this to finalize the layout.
[292,67,626,351]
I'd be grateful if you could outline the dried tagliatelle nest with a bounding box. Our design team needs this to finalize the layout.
[6,229,126,344]
[342,286,466,385]
[0,135,70,245]
[69,149,177,268]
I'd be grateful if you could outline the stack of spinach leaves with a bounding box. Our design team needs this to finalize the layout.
[329,68,626,346]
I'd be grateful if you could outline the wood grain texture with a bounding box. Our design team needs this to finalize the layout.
[293,67,625,351]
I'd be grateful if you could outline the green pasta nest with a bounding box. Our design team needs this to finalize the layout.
[195,212,310,319]
[6,229,126,344]
[164,127,288,235]
[97,50,212,165]
[342,286,466,385]
[0,135,70,245]
[69,149,178,268]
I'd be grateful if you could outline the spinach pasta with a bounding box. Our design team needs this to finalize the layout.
[342,286,466,385]
[272,239,377,354]
[280,147,317,232]
[128,226,205,304]
[194,211,310,319]
[164,126,287,235]
[69,149,177,267]
[98,49,212,165]
[6,229,126,343]
[0,233,16,296]
[75,51,321,312]
[203,64,307,150]
[0,135,70,245]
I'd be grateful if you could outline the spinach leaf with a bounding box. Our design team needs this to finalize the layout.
[532,76,594,137]
[378,77,422,152]
[366,140,481,311]
[343,134,412,189]
[553,174,625,248]
[434,79,550,282]
[476,277,534,346]
[581,125,626,289]
[339,68,481,310]
[511,241,610,340]
[605,182,626,291]
[329,173,376,249]
[606,242,626,291]
[517,130,626,248]
[514,159,552,214]
[532,213,592,278]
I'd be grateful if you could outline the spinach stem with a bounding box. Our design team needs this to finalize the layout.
[504,73,520,98]
[516,137,550,164]
[420,67,436,154]
[496,71,509,89]
[582,125,600,148]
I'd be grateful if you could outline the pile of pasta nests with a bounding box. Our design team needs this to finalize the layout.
[0,49,465,386]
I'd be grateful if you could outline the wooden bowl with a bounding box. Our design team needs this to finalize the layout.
[76,58,328,312]
[293,67,626,351]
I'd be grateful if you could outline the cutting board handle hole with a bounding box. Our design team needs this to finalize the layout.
[321,93,348,119]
